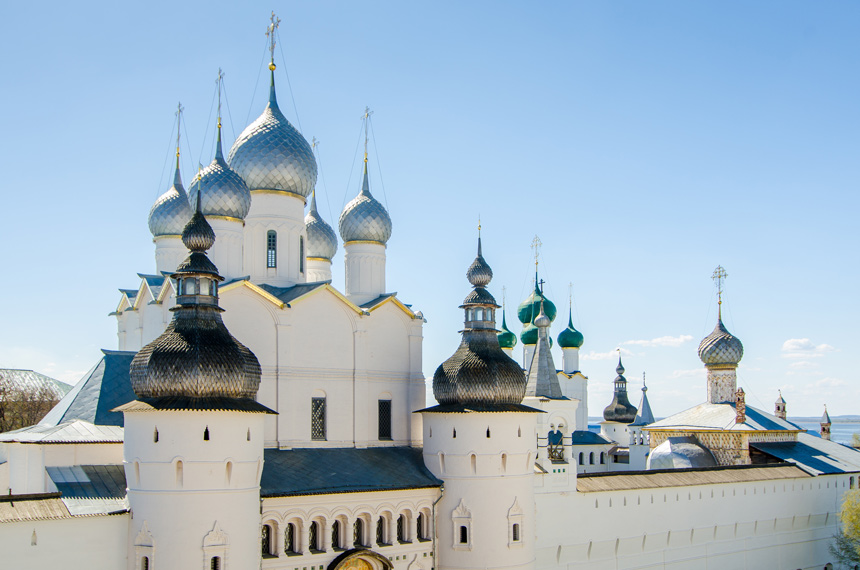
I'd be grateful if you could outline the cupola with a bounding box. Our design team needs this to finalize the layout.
[189,119,251,220]
[338,161,392,245]
[557,310,584,349]
[602,356,638,423]
[305,190,338,261]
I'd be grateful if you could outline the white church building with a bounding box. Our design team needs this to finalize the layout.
[1,20,858,570]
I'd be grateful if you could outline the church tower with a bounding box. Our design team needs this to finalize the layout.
[120,196,273,570]
[228,15,317,287]
[420,232,538,570]
[339,109,392,305]
[698,266,744,403]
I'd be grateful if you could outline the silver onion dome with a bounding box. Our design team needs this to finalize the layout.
[304,190,338,260]
[647,436,718,470]
[603,356,638,423]
[227,72,317,198]
[698,317,744,366]
[339,163,392,244]
[189,126,251,219]
[148,160,193,237]
[466,235,493,287]
[131,199,262,402]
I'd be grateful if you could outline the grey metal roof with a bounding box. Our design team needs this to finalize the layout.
[576,464,810,492]
[0,495,73,523]
[114,397,275,414]
[646,403,802,432]
[751,433,860,475]
[416,403,542,413]
[570,430,613,445]
[46,465,128,516]
[360,293,397,310]
[260,447,441,497]
[40,350,137,427]
[524,312,562,399]
[630,385,655,426]
[0,420,123,444]
[257,282,327,305]
[0,369,72,399]
[138,273,166,299]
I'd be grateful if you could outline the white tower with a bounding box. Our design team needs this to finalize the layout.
[228,18,317,287]
[121,200,272,570]
[339,113,392,304]
[421,234,537,570]
[148,104,193,275]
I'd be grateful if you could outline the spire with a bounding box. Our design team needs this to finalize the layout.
[214,68,225,161]
[174,102,183,185]
[631,373,654,426]
[525,297,563,399]
[265,12,281,107]
[603,353,638,423]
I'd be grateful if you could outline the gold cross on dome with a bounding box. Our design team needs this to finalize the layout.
[175,102,184,158]
[266,12,281,65]
[711,265,727,305]
[530,235,542,270]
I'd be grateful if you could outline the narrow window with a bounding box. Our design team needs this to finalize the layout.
[417,513,426,540]
[176,460,183,487]
[284,523,296,554]
[376,516,385,545]
[518,426,521,437]
[486,427,491,438]
[299,236,304,273]
[440,453,446,473]
[397,515,406,542]
[142,556,149,570]
[267,230,277,268]
[501,453,507,473]
[153,427,159,443]
[599,452,604,464]
[262,524,272,556]
[459,525,468,544]
[589,452,594,465]
[247,428,251,441]
[470,454,477,474]
[353,519,364,547]
[512,523,521,542]
[309,521,320,551]
[211,557,221,570]
[852,477,856,489]
[453,428,457,438]
[311,397,327,440]
[134,461,141,485]
[204,426,210,441]
[331,520,341,549]
[578,452,584,465]
[378,399,392,440]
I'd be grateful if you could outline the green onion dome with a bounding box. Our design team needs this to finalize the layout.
[497,312,517,349]
[517,277,557,325]
[557,310,584,348]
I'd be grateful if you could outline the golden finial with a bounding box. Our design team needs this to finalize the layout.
[478,215,481,234]
[362,106,373,163]
[711,265,727,319]
[530,235,542,271]
[266,11,281,70]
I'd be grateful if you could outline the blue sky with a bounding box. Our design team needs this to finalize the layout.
[0,2,857,417]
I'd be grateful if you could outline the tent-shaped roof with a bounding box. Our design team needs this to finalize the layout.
[40,350,136,427]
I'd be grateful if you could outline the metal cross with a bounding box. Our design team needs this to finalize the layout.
[311,136,318,150]
[216,69,224,127]
[530,235,542,270]
[502,286,506,308]
[175,102,184,158]
[266,12,281,63]
[362,106,373,161]
[711,265,727,308]
[538,278,546,295]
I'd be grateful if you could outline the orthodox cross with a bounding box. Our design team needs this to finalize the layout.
[502,285,506,309]
[538,279,546,295]
[266,12,281,68]
[216,69,224,129]
[362,106,373,162]
[530,235,542,271]
[311,136,318,151]
[711,265,727,317]
[175,102,184,159]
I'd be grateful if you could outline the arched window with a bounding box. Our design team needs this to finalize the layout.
[267,230,277,268]
[284,523,296,554]
[459,525,468,544]
[512,523,521,542]
[378,399,392,440]
[600,452,605,464]
[204,426,210,441]
[141,557,149,570]
[210,557,221,570]
[299,236,304,273]
[589,452,594,465]
[353,519,364,547]
[397,514,407,543]
[578,452,584,465]
[175,460,183,487]
[309,521,320,552]
[470,454,477,474]
[851,477,855,489]
[417,513,426,540]
[331,520,341,549]
[153,427,159,443]
[261,524,272,556]
[376,516,386,545]
[311,397,326,440]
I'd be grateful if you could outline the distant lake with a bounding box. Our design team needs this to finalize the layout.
[587,420,860,446]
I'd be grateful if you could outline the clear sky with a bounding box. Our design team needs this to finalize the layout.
[1,1,857,417]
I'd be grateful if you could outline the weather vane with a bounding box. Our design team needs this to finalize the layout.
[711,265,727,317]
[530,235,542,271]
[266,12,281,69]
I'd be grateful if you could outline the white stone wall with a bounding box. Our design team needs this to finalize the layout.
[422,411,538,570]
[153,236,187,275]
[243,192,307,287]
[207,217,245,280]
[0,514,128,570]
[261,488,439,570]
[534,473,849,569]
[124,410,266,570]
[343,242,386,305]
